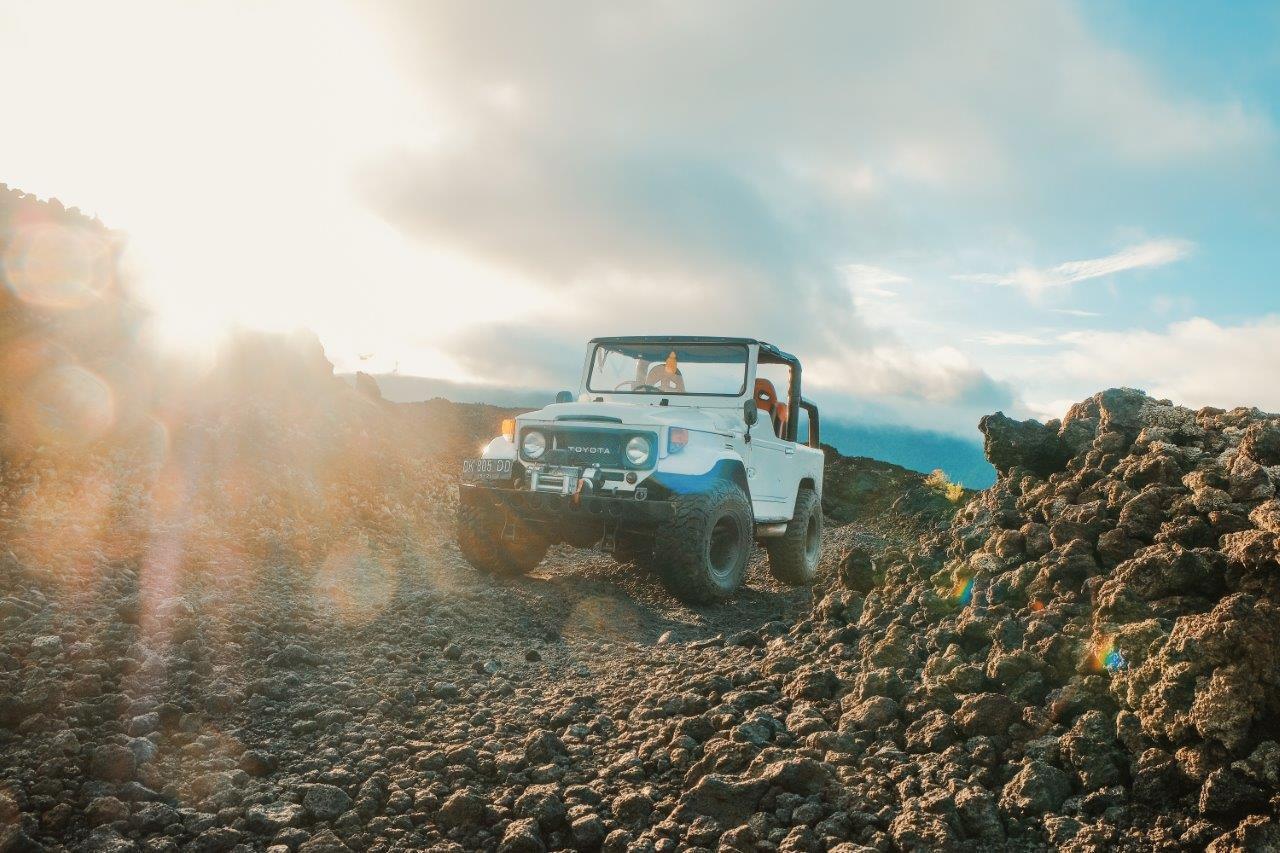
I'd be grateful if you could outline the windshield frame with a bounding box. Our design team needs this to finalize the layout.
[585,341,751,398]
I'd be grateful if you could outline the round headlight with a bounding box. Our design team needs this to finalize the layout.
[522,430,546,460]
[626,436,651,466]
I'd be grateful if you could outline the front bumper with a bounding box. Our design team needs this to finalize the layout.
[459,482,674,528]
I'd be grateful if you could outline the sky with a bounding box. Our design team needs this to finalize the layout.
[2,0,1279,437]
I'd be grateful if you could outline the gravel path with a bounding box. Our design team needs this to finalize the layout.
[0,521,891,853]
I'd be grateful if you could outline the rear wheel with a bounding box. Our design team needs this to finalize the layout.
[653,480,753,604]
[457,500,548,576]
[765,488,822,585]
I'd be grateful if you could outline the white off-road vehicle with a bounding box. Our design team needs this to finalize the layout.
[457,336,824,603]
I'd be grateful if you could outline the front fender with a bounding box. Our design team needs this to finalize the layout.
[650,455,750,500]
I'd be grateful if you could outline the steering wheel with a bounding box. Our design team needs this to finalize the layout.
[615,381,661,392]
[647,373,683,393]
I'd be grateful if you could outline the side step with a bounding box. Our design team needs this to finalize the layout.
[755,522,788,539]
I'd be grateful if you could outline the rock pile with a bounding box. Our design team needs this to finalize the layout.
[797,387,1280,849]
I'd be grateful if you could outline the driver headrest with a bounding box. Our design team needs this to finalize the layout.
[754,377,778,411]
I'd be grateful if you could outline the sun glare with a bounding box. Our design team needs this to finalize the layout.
[0,0,542,380]
[2,221,114,309]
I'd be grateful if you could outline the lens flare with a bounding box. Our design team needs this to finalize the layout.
[314,538,395,624]
[0,334,67,383]
[8,365,115,446]
[949,576,974,606]
[1,223,112,309]
[1090,635,1127,672]
[561,595,643,642]
[142,415,171,467]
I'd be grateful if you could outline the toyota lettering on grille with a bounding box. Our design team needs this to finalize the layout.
[568,446,611,455]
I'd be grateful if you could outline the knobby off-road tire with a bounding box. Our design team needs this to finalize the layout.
[765,487,822,585]
[653,480,753,604]
[457,500,548,577]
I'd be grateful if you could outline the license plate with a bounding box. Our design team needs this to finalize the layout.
[461,458,514,481]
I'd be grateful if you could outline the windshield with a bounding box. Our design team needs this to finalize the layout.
[587,342,749,396]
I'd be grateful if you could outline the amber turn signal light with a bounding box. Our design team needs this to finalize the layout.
[501,419,516,442]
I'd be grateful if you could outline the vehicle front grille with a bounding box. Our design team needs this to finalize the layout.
[543,428,629,468]
[521,426,657,469]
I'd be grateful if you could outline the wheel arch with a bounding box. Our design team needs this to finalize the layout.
[715,458,752,499]
[650,455,752,503]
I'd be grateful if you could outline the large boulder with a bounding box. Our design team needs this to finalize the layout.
[354,371,383,401]
[838,547,878,594]
[89,744,136,783]
[978,412,1071,479]
[1112,594,1280,752]
[999,759,1072,817]
[673,774,769,827]
[1240,421,1280,466]
[303,785,352,822]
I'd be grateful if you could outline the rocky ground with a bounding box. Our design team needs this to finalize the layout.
[0,386,895,853]
[4,387,1280,853]
[0,273,928,853]
[5,189,1280,852]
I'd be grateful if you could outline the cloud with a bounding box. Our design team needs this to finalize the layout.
[845,264,909,297]
[972,332,1053,346]
[801,342,1019,434]
[956,239,1194,292]
[442,324,590,390]
[1044,316,1280,414]
[352,1,1269,433]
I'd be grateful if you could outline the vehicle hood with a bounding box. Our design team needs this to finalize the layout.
[518,402,740,433]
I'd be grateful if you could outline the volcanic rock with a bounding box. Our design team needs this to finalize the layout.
[1000,759,1072,817]
[303,785,352,822]
[90,744,136,783]
[979,412,1071,477]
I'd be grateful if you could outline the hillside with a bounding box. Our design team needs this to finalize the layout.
[4,187,1280,853]
[820,450,968,535]
[818,421,995,490]
[0,332,938,852]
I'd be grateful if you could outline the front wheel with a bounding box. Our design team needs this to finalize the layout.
[765,488,822,585]
[457,500,548,577]
[653,480,753,604]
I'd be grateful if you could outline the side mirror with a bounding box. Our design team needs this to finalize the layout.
[743,399,758,426]
[555,390,573,404]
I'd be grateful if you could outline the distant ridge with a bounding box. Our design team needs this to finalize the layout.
[338,373,555,409]
[820,419,996,489]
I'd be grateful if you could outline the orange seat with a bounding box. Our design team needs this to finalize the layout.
[754,378,779,419]
[754,378,789,437]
